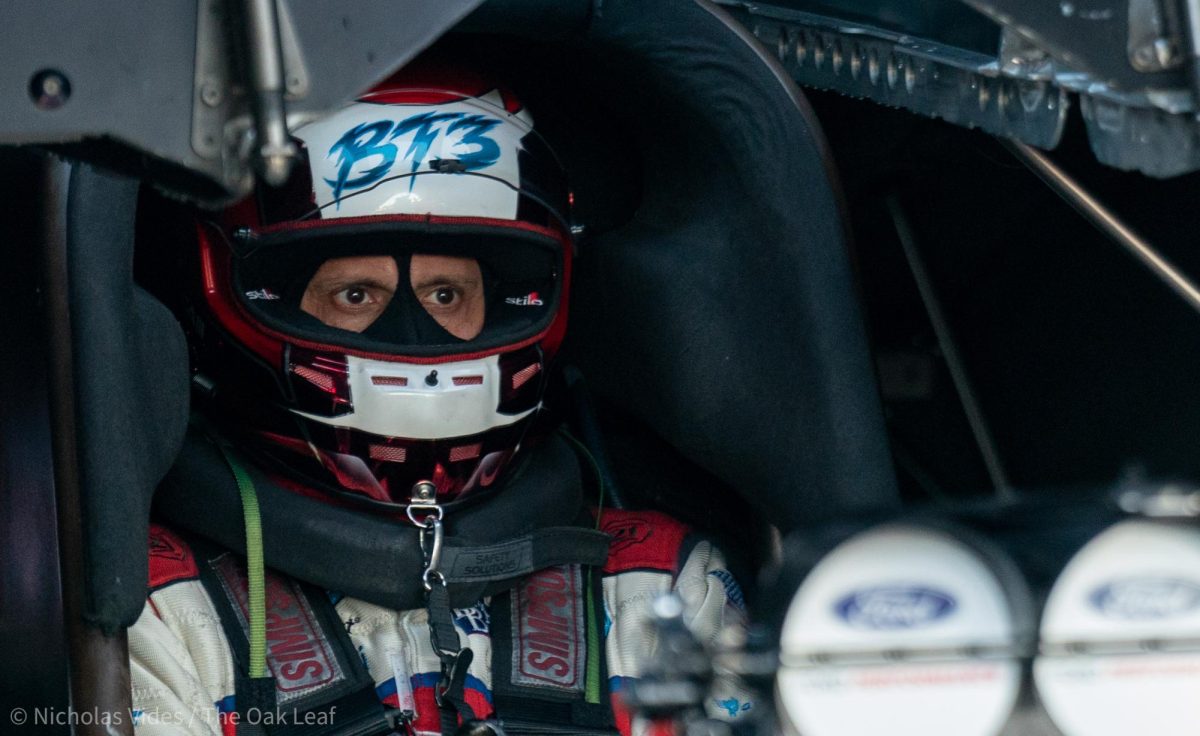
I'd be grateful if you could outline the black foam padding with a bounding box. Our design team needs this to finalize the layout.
[562,0,899,528]
[154,428,589,610]
[66,164,190,631]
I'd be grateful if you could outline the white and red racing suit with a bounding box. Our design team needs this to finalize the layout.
[128,509,753,736]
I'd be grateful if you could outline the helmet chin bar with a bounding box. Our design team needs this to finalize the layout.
[289,353,537,440]
[272,342,544,504]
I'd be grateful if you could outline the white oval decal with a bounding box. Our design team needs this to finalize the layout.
[835,586,957,629]
[1089,577,1200,620]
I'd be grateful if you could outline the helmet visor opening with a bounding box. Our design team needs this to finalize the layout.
[300,252,486,340]
[232,220,563,358]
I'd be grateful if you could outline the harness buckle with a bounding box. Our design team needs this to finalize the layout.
[435,649,470,708]
[419,515,446,591]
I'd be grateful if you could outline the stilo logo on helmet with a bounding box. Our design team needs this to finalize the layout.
[192,65,573,512]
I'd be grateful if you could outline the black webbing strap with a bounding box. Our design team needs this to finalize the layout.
[427,583,477,734]
[232,674,276,736]
[442,527,611,606]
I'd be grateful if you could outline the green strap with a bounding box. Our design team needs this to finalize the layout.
[584,568,603,705]
[217,444,268,679]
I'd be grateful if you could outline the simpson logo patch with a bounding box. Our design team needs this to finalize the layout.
[511,565,585,692]
[211,555,346,702]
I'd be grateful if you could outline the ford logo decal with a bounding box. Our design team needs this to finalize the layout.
[834,586,957,629]
[1089,578,1200,620]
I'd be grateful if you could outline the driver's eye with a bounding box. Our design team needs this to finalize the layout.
[300,255,399,333]
[410,254,485,340]
[341,287,370,306]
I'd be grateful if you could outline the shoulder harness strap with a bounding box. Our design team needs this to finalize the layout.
[489,563,617,736]
[189,534,394,736]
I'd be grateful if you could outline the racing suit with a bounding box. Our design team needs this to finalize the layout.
[128,509,752,736]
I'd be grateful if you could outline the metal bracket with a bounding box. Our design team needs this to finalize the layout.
[724,1,1200,177]
[191,0,311,196]
[735,6,1069,150]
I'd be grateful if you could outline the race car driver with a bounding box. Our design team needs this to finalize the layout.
[126,59,751,736]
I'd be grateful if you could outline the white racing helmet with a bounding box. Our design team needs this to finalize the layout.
[191,60,572,511]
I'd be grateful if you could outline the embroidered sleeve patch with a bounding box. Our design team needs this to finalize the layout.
[147,523,199,590]
[599,510,691,576]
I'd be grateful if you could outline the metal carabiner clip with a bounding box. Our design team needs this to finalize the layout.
[419,515,445,591]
